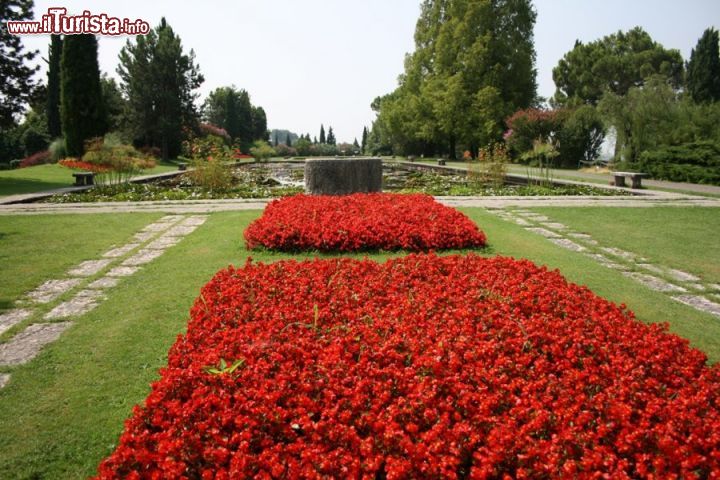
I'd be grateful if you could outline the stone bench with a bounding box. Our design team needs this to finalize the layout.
[72,172,95,186]
[612,171,648,189]
[178,162,188,171]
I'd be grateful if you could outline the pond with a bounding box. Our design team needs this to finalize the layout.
[44,161,631,203]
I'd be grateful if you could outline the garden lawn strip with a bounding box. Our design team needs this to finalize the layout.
[1,209,719,478]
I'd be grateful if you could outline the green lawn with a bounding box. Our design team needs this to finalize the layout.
[0,213,162,313]
[0,208,718,478]
[527,207,720,284]
[0,163,179,198]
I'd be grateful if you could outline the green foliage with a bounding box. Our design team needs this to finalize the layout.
[250,140,276,162]
[203,358,245,376]
[294,137,313,156]
[101,75,126,133]
[556,105,606,167]
[552,27,684,106]
[202,86,256,150]
[326,126,336,145]
[251,107,268,143]
[319,124,326,144]
[46,35,63,138]
[0,0,39,128]
[687,28,720,104]
[189,158,234,192]
[60,34,106,156]
[48,137,67,163]
[638,141,720,185]
[19,111,50,156]
[361,126,368,154]
[82,137,156,185]
[118,18,204,160]
[469,143,508,187]
[372,0,537,157]
[0,126,23,165]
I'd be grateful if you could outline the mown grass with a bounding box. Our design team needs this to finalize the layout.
[526,206,720,284]
[0,208,718,478]
[0,163,179,198]
[0,213,162,312]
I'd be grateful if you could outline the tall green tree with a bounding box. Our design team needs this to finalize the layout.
[326,126,336,145]
[0,0,39,129]
[251,106,267,142]
[61,34,106,156]
[46,35,63,138]
[687,28,720,104]
[285,132,292,146]
[319,124,326,144]
[373,0,537,157]
[118,17,203,159]
[361,126,368,153]
[100,75,125,132]
[552,27,684,106]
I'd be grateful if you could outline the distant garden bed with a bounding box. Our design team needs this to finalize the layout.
[42,162,631,203]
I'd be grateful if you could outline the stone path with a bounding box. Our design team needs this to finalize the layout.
[0,214,208,389]
[488,208,720,319]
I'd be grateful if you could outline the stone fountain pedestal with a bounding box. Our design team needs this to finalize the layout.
[305,157,382,195]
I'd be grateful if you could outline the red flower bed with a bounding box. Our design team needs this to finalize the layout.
[59,158,111,172]
[244,193,487,251]
[97,254,720,479]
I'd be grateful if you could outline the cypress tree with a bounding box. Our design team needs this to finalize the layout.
[327,126,336,145]
[361,126,368,153]
[47,34,63,138]
[319,124,326,144]
[687,28,720,103]
[286,132,292,146]
[61,34,106,156]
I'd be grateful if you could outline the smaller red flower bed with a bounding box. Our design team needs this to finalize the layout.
[59,159,111,172]
[244,193,487,251]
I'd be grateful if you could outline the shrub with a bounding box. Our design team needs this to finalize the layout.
[18,150,51,168]
[189,158,234,192]
[244,193,487,251]
[199,123,231,144]
[96,254,720,479]
[637,141,720,185]
[469,143,508,187]
[273,143,297,158]
[48,137,67,163]
[505,108,562,158]
[82,138,155,185]
[249,140,276,162]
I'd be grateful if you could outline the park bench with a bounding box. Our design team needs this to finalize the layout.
[612,171,648,189]
[72,172,95,186]
[178,162,188,171]
[437,158,446,166]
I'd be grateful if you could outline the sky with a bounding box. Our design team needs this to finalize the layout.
[18,0,720,144]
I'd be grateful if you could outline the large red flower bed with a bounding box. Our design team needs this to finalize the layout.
[243,193,487,251]
[97,254,720,479]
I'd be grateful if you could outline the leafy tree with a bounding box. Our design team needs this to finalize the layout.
[118,18,203,159]
[319,124,326,144]
[0,0,39,129]
[61,34,106,156]
[556,105,605,167]
[47,35,63,138]
[251,106,268,142]
[372,0,537,157]
[326,126,336,145]
[687,28,720,104]
[553,27,684,106]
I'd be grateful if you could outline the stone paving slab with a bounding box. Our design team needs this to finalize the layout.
[622,272,686,293]
[87,276,120,289]
[0,373,9,389]
[44,290,104,319]
[542,222,568,230]
[0,322,73,366]
[158,215,185,223]
[142,222,174,233]
[107,265,141,277]
[122,248,165,266]
[601,247,643,262]
[665,268,700,283]
[584,253,625,270]
[512,218,531,226]
[0,309,33,336]
[164,224,199,237]
[525,227,561,238]
[133,231,157,242]
[67,259,112,277]
[103,243,141,258]
[145,236,182,250]
[673,295,720,317]
[26,279,82,304]
[181,216,208,226]
[516,213,550,221]
[548,238,586,252]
